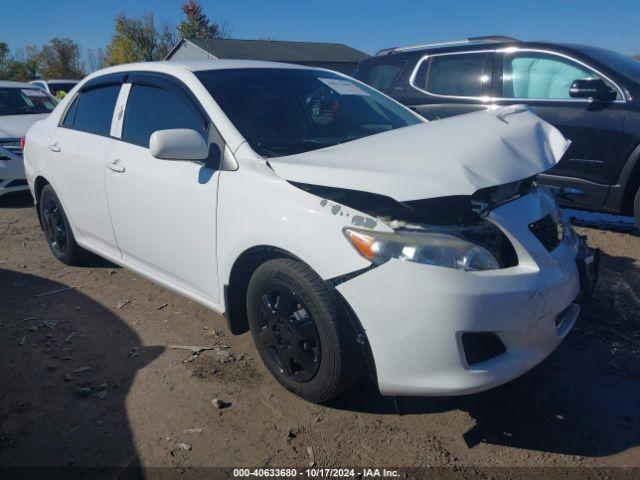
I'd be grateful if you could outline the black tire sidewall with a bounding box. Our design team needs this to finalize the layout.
[247,259,350,402]
[39,185,80,265]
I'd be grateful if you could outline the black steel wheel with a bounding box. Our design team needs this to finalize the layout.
[39,184,88,265]
[256,287,321,382]
[247,258,363,403]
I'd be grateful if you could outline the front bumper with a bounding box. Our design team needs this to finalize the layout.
[337,190,588,396]
[0,143,28,197]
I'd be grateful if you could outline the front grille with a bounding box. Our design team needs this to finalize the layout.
[529,215,561,252]
[0,140,23,158]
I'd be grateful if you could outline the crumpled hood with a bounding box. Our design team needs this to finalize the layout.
[0,114,49,139]
[268,106,570,202]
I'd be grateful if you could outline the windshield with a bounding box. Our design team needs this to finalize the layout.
[196,68,422,157]
[578,47,640,83]
[0,88,56,116]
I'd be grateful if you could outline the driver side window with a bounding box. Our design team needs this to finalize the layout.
[121,84,208,148]
[502,51,618,100]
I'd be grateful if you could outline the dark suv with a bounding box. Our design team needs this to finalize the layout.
[354,36,640,223]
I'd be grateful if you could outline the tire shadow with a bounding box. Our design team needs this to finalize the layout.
[0,268,163,476]
[328,250,640,458]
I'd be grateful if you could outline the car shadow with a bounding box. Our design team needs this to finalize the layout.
[328,250,640,458]
[0,268,163,476]
[0,191,34,209]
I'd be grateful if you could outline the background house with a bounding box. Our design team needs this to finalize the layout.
[165,38,370,75]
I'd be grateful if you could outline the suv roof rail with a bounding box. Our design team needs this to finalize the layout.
[467,35,520,43]
[375,36,521,56]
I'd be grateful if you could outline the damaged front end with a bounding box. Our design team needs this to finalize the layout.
[293,178,536,271]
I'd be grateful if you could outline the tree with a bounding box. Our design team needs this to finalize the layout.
[86,48,106,72]
[37,38,84,79]
[178,0,228,39]
[0,43,38,81]
[104,13,164,66]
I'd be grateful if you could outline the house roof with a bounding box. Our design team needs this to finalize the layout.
[169,38,370,63]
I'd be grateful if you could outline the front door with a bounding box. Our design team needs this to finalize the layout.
[493,49,626,208]
[105,76,221,304]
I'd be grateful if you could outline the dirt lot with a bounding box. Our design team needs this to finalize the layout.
[1,191,640,477]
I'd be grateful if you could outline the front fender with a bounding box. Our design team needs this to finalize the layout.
[216,159,384,290]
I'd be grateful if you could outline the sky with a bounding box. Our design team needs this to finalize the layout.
[3,0,640,58]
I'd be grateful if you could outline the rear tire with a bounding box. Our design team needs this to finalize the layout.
[246,258,362,403]
[634,187,640,226]
[39,184,89,266]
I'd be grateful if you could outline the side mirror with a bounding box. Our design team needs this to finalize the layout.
[569,78,617,102]
[149,129,209,161]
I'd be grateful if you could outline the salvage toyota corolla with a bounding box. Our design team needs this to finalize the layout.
[23,60,599,402]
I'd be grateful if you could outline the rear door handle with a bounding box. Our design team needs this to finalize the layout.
[48,143,60,152]
[107,161,125,173]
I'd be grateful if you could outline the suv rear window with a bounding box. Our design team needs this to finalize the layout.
[361,61,405,91]
[61,85,120,136]
[415,52,491,98]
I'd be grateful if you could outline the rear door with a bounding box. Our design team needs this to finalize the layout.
[104,74,222,304]
[493,49,626,208]
[48,83,121,257]
[403,50,494,120]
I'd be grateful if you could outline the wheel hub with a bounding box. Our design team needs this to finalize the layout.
[257,288,320,382]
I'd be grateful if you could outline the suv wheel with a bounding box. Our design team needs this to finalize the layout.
[39,184,89,265]
[246,258,361,402]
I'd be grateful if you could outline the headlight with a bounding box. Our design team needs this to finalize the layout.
[343,227,501,271]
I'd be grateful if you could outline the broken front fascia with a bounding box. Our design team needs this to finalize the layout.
[276,106,569,272]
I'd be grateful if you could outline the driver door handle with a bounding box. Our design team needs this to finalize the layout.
[48,143,60,152]
[107,160,125,173]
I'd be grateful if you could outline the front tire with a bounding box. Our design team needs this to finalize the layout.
[246,258,362,402]
[39,184,89,265]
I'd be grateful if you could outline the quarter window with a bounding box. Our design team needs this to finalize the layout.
[365,62,405,91]
[502,51,617,100]
[122,84,207,148]
[416,52,491,97]
[61,85,120,136]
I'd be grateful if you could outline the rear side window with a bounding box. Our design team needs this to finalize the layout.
[0,88,56,115]
[62,85,120,136]
[415,52,491,98]
[122,84,207,148]
[363,62,405,91]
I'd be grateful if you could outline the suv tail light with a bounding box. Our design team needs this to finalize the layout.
[20,137,26,150]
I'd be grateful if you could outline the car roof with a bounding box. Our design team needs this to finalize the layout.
[92,59,319,77]
[0,80,40,89]
[367,37,610,61]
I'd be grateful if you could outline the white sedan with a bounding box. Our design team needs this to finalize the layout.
[0,81,56,197]
[23,60,598,402]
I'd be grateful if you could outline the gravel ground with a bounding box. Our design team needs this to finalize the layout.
[0,191,639,477]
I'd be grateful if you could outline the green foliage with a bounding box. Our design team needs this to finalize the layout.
[0,44,40,81]
[37,38,84,79]
[104,13,177,66]
[178,0,224,39]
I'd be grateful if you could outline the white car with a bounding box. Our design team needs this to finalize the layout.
[29,79,79,98]
[0,81,57,197]
[24,61,598,402]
